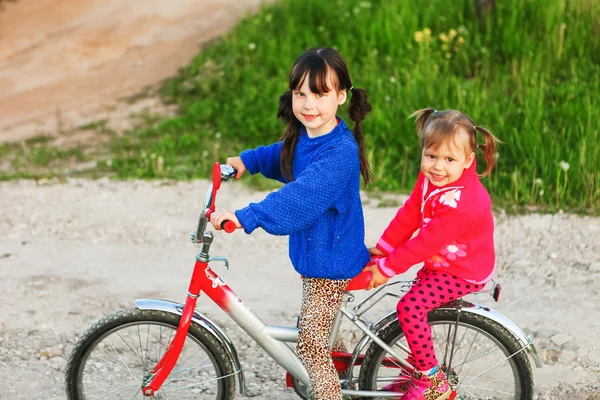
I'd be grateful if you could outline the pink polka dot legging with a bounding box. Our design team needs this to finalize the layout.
[396,268,484,371]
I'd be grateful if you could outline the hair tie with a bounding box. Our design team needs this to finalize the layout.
[473,125,477,131]
[477,143,486,149]
[349,86,354,92]
[433,109,438,114]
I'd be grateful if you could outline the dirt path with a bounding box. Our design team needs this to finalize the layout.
[0,179,599,399]
[0,0,273,143]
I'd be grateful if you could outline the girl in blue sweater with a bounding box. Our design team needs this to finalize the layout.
[209,47,372,399]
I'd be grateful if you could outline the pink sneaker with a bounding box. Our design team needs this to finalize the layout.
[400,368,452,400]
[381,378,409,394]
[380,356,414,395]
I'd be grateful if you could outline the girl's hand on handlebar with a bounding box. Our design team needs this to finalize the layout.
[362,263,389,290]
[210,209,242,231]
[226,157,246,180]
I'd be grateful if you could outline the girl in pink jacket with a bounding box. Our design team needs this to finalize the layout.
[365,108,500,400]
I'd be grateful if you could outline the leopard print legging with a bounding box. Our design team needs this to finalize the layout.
[297,277,350,400]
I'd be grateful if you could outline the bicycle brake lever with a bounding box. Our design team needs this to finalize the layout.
[209,256,229,270]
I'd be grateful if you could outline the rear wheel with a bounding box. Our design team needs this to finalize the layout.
[65,308,237,399]
[359,309,534,399]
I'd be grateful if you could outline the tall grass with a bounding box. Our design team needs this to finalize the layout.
[5,0,599,213]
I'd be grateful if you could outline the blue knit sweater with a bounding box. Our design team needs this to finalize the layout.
[235,118,370,280]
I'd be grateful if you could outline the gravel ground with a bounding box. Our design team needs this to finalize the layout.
[0,178,599,399]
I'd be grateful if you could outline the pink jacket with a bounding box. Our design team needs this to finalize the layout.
[375,160,495,283]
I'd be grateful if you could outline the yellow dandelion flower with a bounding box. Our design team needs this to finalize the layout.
[414,31,424,43]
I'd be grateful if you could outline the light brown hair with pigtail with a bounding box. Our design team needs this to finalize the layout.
[409,107,501,177]
[277,48,373,185]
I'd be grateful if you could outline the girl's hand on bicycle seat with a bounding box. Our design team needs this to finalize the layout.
[368,246,385,257]
[362,262,390,290]
[226,157,247,180]
[210,209,242,231]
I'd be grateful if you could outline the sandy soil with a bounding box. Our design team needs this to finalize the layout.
[0,178,599,399]
[0,0,273,143]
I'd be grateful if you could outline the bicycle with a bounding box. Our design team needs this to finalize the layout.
[65,163,542,399]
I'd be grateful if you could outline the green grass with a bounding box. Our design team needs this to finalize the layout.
[2,0,599,213]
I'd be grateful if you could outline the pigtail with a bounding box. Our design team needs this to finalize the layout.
[348,87,374,185]
[277,90,300,181]
[409,107,437,138]
[474,125,500,177]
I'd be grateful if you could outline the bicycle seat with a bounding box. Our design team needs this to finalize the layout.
[346,270,372,291]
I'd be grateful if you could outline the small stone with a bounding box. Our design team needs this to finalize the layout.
[542,346,560,362]
[590,262,600,273]
[558,350,577,363]
[585,348,600,367]
[38,347,62,358]
[550,333,573,346]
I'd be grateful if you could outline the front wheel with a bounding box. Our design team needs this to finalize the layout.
[359,309,534,400]
[65,308,237,399]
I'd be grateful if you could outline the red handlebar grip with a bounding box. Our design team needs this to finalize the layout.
[221,220,237,233]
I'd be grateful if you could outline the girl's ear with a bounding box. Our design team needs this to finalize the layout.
[465,151,475,169]
[337,89,348,105]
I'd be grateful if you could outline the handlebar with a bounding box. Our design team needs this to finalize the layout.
[193,163,238,243]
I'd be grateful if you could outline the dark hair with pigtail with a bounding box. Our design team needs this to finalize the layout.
[277,47,373,185]
[409,107,501,177]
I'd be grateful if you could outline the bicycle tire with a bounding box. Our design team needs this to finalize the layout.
[359,308,534,400]
[65,307,237,399]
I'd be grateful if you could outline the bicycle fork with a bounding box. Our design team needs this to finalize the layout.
[142,232,216,397]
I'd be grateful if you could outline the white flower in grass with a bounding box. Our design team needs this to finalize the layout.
[318,25,326,32]
[539,190,544,196]
[535,178,543,185]
[390,76,397,84]
[248,43,256,51]
[360,1,372,8]
[559,161,570,171]
[215,132,222,139]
